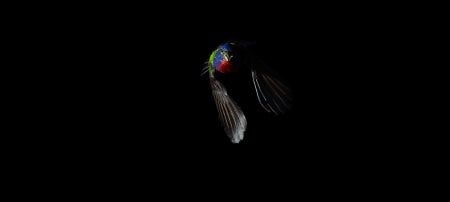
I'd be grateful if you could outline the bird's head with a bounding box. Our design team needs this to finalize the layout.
[218,43,234,62]
[211,43,237,74]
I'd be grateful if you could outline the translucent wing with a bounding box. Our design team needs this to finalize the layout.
[250,56,293,115]
[210,76,247,143]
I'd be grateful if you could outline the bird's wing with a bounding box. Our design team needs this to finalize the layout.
[210,76,247,143]
[250,55,293,115]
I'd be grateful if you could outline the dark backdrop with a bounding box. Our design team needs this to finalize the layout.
[59,5,404,156]
[17,4,423,194]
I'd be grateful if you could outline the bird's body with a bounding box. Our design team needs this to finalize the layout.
[208,43,235,74]
[204,41,292,143]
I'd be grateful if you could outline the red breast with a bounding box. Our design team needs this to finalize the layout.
[218,61,234,74]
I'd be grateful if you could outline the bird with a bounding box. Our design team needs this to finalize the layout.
[202,41,292,143]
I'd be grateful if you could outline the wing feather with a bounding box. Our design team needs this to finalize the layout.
[250,56,293,115]
[210,76,247,143]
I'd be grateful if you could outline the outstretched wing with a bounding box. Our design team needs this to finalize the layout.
[250,55,293,115]
[210,76,247,143]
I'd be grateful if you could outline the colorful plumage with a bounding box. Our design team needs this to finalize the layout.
[203,41,292,143]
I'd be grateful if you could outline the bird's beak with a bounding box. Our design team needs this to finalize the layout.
[224,53,229,61]
[226,54,233,62]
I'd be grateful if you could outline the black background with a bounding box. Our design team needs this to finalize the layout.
[10,3,428,195]
[47,4,410,157]
[6,3,431,196]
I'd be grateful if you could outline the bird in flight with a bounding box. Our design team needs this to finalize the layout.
[203,41,293,143]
